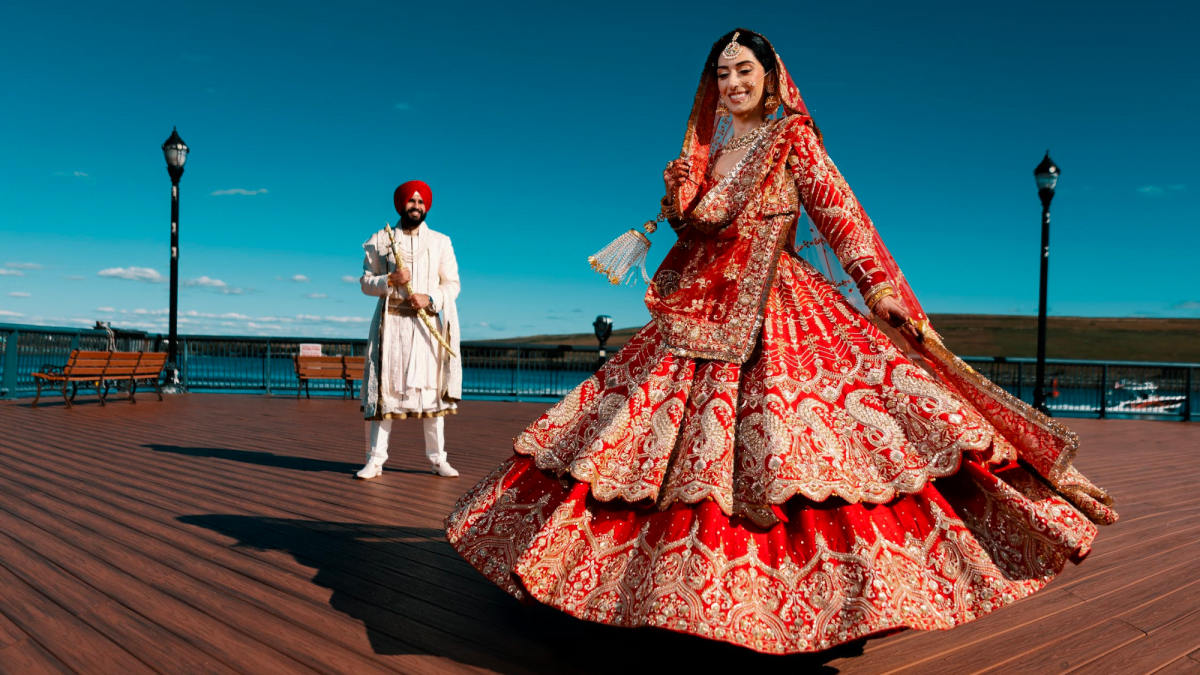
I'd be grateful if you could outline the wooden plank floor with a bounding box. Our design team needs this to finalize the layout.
[0,393,1197,675]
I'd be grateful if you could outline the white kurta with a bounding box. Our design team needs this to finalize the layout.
[359,223,461,419]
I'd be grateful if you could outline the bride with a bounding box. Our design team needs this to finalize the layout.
[445,28,1117,654]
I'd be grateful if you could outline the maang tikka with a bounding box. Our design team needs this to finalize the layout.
[722,31,742,60]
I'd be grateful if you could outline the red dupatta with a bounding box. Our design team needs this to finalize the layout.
[661,29,1115,524]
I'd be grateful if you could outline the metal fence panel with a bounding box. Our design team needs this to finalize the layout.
[961,357,1196,420]
[0,323,1194,420]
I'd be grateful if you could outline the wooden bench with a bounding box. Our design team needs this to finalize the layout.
[343,357,365,397]
[295,355,364,399]
[32,350,167,408]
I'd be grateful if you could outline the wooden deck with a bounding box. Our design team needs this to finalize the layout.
[0,394,1197,675]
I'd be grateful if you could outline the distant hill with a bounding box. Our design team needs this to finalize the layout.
[472,315,1200,363]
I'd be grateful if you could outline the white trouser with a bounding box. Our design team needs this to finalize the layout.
[364,417,447,467]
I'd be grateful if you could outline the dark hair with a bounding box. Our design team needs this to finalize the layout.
[707,29,777,75]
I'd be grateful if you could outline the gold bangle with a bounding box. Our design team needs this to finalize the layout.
[864,283,894,309]
[660,195,678,219]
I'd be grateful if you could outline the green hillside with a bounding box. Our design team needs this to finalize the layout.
[475,315,1200,363]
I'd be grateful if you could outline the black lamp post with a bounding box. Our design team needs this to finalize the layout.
[593,315,613,366]
[162,128,189,388]
[1032,152,1059,414]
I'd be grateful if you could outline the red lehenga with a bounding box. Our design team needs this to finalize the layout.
[446,31,1117,654]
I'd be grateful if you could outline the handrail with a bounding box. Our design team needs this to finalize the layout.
[1,322,1195,420]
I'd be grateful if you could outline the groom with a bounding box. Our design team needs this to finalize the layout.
[356,180,462,479]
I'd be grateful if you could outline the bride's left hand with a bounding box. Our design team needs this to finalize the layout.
[873,296,923,343]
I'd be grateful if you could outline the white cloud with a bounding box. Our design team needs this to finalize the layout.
[303,293,327,299]
[1136,185,1186,196]
[132,308,169,315]
[182,276,248,295]
[296,314,322,321]
[0,310,23,317]
[184,276,227,288]
[5,263,41,270]
[211,188,268,196]
[7,292,30,298]
[286,274,309,282]
[1175,301,1200,310]
[0,270,24,277]
[341,275,357,283]
[321,315,368,323]
[96,307,116,312]
[74,171,88,178]
[98,267,166,283]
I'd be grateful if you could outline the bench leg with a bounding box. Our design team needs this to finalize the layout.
[70,382,78,402]
[60,381,72,409]
[32,379,43,408]
[128,378,138,404]
[305,380,311,400]
[93,380,106,407]
[153,378,163,401]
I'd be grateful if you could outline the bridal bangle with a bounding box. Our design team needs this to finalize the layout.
[660,195,679,220]
[864,283,895,310]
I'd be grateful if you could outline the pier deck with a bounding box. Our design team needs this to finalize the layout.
[0,394,1196,674]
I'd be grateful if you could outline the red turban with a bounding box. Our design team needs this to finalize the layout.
[394,180,432,214]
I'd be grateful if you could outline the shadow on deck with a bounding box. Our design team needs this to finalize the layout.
[0,394,1196,674]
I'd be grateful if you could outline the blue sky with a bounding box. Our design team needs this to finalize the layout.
[1,1,1196,340]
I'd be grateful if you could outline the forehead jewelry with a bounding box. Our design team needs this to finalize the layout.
[722,31,742,60]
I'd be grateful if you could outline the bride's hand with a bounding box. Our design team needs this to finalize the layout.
[873,296,924,343]
[663,159,691,194]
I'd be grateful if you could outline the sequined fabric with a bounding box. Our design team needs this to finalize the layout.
[447,255,1100,653]
[516,256,1005,526]
[447,453,1096,655]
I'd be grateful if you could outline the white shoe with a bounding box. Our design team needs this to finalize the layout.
[356,462,384,479]
[431,461,459,478]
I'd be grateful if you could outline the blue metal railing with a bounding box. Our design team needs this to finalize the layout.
[0,323,599,402]
[1,322,1195,420]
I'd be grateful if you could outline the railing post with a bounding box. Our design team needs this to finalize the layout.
[1185,365,1195,422]
[180,338,189,389]
[264,340,273,395]
[1099,364,1107,420]
[514,348,521,402]
[1,329,17,399]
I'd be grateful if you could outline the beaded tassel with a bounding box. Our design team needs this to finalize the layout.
[589,228,652,285]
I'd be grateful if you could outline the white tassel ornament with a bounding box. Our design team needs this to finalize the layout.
[588,219,659,286]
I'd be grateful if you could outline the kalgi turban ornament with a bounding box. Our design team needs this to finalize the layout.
[394,180,433,214]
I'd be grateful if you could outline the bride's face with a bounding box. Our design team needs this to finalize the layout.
[716,49,767,116]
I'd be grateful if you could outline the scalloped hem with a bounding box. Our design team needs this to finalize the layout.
[446,454,1096,655]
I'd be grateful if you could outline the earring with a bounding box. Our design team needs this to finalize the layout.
[764,81,779,112]
[716,99,731,118]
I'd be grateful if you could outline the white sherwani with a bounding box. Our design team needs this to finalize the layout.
[359,222,462,419]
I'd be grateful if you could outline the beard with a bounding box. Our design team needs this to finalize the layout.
[400,208,426,230]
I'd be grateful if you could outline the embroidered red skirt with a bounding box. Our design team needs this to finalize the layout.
[445,255,1098,654]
